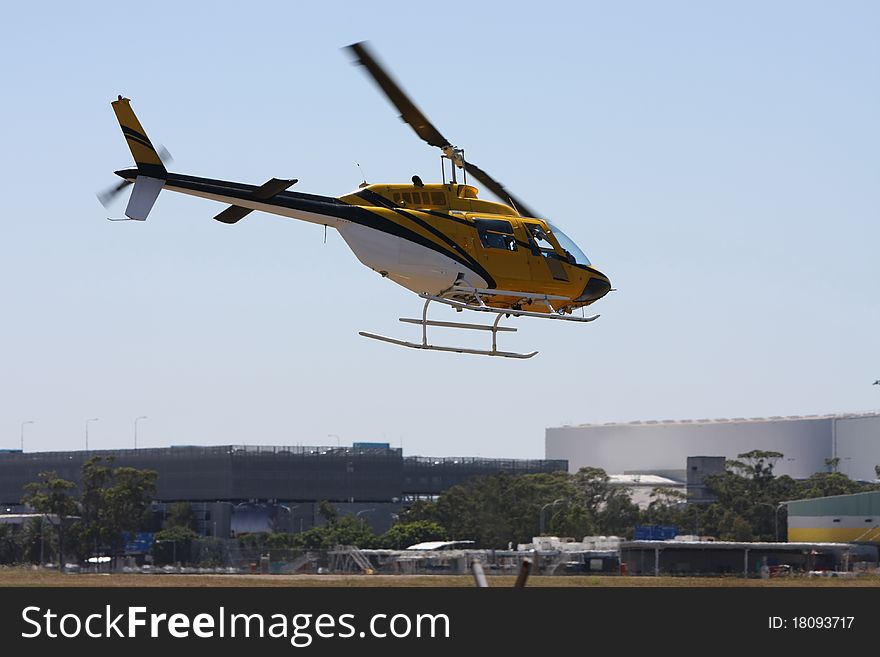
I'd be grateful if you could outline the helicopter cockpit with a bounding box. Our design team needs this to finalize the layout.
[547,223,591,266]
[524,221,591,267]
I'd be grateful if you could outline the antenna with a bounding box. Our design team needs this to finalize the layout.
[355,162,368,188]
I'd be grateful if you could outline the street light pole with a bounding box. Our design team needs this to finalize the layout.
[20,420,34,452]
[134,416,148,450]
[85,418,99,451]
[539,498,567,535]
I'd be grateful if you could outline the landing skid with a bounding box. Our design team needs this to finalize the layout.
[359,287,599,359]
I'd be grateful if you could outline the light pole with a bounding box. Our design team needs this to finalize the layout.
[278,504,298,533]
[85,418,99,451]
[758,502,788,541]
[356,508,376,518]
[20,420,34,452]
[327,434,341,447]
[539,498,567,535]
[134,416,148,450]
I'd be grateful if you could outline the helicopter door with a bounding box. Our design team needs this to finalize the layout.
[473,218,529,280]
[524,222,569,282]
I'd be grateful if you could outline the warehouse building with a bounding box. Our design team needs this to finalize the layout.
[546,412,880,481]
[786,491,880,543]
[0,444,566,536]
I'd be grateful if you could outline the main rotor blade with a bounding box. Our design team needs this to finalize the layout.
[347,41,543,219]
[347,41,450,149]
[463,161,541,219]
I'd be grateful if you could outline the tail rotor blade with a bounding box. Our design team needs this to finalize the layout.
[96,179,133,209]
[157,144,174,166]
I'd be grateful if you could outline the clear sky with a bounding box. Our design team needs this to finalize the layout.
[1,1,878,459]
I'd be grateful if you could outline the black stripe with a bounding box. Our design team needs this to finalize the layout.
[114,169,495,287]
[419,208,473,228]
[121,126,154,147]
[353,190,494,285]
[388,207,493,286]
[354,189,399,209]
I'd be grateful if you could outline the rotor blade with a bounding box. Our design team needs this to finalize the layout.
[463,161,541,219]
[347,41,543,219]
[347,41,451,149]
[96,179,133,209]
[157,144,174,166]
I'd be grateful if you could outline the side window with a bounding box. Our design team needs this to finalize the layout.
[474,219,517,251]
[526,224,556,256]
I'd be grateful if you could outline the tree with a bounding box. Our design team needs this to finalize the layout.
[0,525,20,564]
[641,488,687,528]
[22,471,77,571]
[797,472,873,499]
[548,504,595,540]
[164,502,196,531]
[317,500,338,524]
[152,525,199,565]
[729,450,784,481]
[824,457,841,474]
[78,457,157,565]
[293,515,377,550]
[381,520,446,549]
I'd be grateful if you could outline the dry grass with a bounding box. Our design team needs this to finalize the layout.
[2,567,879,587]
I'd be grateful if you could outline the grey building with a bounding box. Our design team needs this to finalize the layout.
[0,444,566,536]
[546,412,880,481]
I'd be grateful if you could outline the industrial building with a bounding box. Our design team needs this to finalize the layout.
[546,412,880,481]
[0,444,567,536]
[786,491,880,543]
[620,539,877,576]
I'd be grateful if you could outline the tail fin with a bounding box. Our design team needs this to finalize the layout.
[111,96,167,179]
[111,96,166,220]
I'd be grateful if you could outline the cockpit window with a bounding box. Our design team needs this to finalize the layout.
[475,218,517,252]
[548,222,591,265]
[527,224,555,254]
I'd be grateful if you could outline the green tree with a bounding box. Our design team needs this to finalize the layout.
[294,515,377,550]
[640,488,687,528]
[78,457,158,565]
[22,471,77,571]
[381,520,447,549]
[317,500,338,524]
[152,525,199,565]
[548,503,595,539]
[824,457,841,474]
[0,525,20,564]
[164,502,196,531]
[797,472,873,499]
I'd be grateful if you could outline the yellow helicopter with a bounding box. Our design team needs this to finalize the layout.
[100,42,611,358]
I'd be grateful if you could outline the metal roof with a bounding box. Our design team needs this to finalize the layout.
[556,411,880,429]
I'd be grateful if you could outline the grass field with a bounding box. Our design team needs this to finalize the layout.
[2,568,879,587]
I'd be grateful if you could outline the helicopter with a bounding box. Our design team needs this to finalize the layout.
[100,42,612,359]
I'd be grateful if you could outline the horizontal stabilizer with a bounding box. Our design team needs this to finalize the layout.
[214,177,297,224]
[125,175,164,221]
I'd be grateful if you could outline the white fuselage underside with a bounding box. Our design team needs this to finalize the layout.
[165,183,488,295]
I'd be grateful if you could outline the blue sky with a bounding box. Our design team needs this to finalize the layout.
[1,1,878,458]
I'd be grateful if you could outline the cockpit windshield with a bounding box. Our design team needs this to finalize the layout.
[548,222,591,265]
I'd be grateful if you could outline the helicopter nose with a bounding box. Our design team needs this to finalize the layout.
[576,275,612,303]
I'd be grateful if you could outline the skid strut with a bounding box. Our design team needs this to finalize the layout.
[359,287,599,359]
